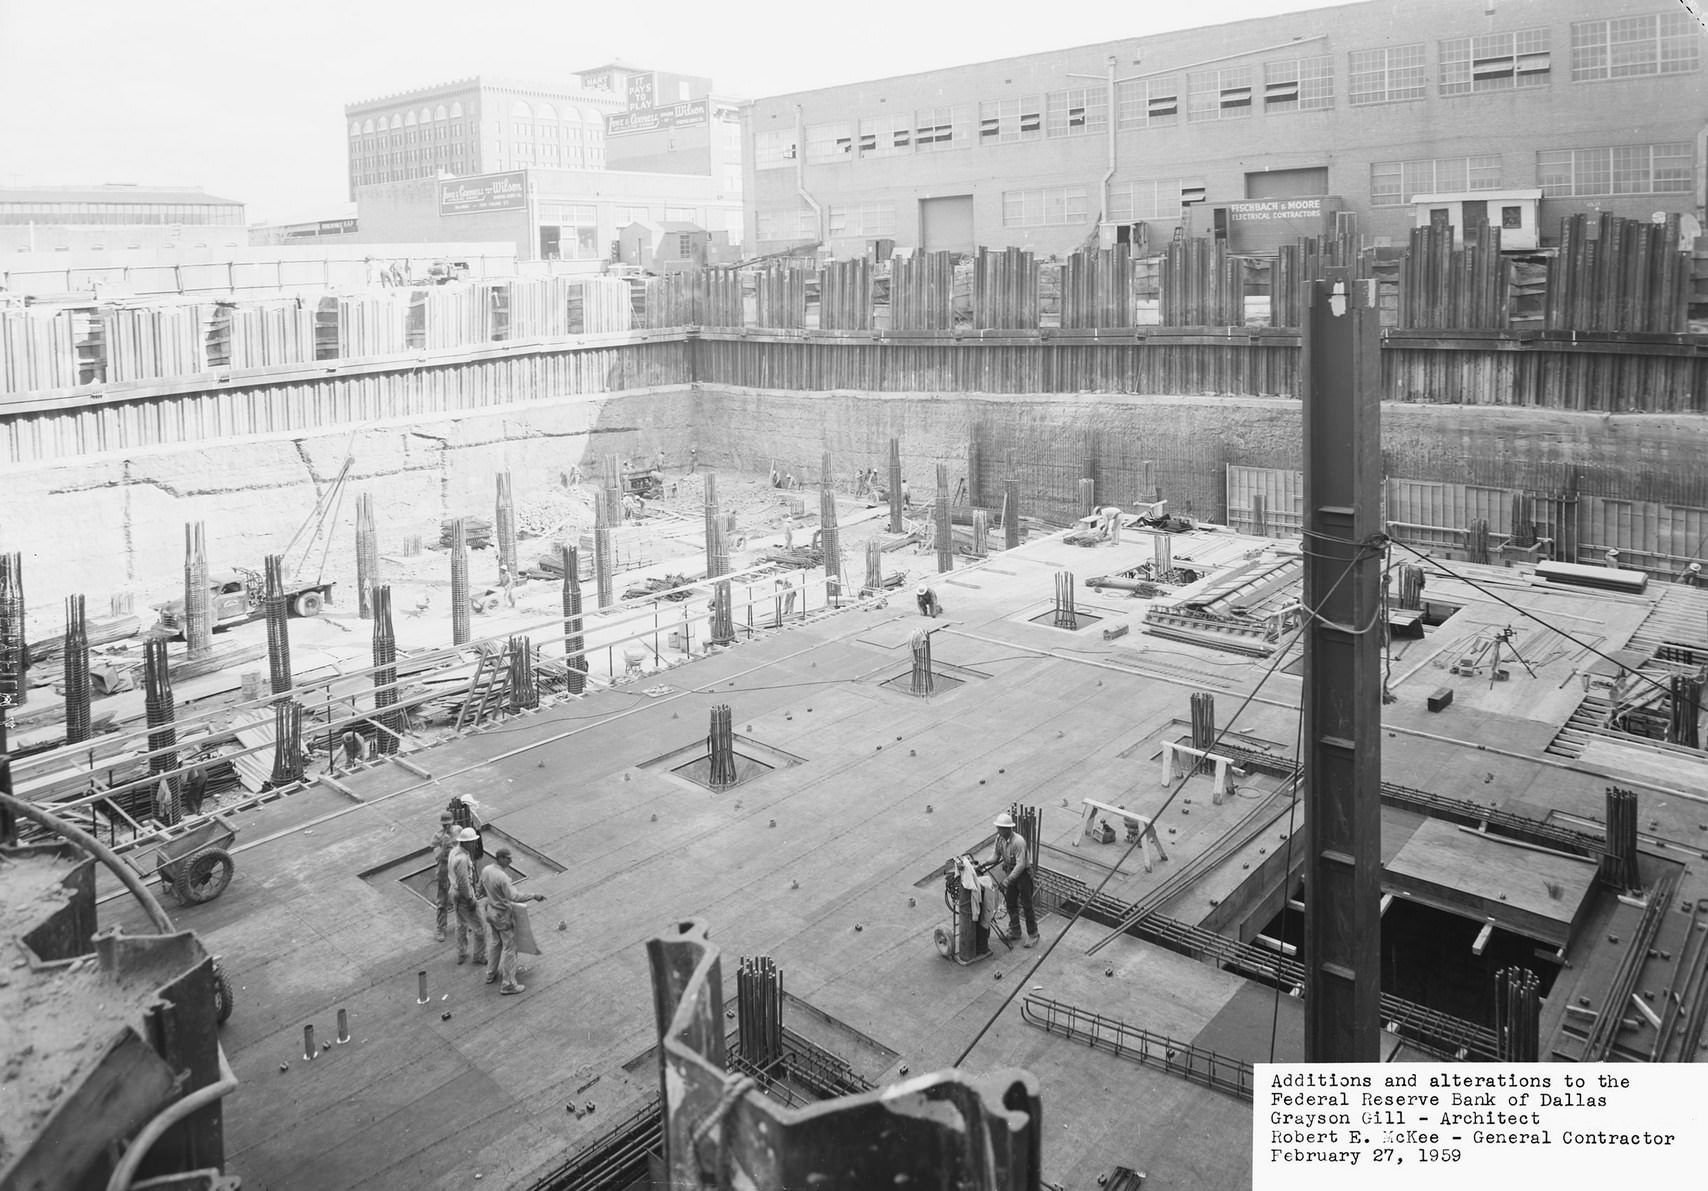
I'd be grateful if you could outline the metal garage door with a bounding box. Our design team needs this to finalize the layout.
[920,195,974,254]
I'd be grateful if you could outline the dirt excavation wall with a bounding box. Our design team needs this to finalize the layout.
[5,386,693,625]
[696,386,1708,526]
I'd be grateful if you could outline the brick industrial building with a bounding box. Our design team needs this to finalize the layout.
[743,0,1706,257]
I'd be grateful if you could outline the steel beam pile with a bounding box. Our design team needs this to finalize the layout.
[184,522,211,660]
[909,629,934,697]
[707,704,737,789]
[372,585,400,755]
[1052,572,1077,629]
[934,463,952,573]
[1495,966,1540,1062]
[887,437,903,534]
[270,697,303,785]
[142,637,179,820]
[62,594,90,743]
[1598,786,1639,891]
[450,518,471,645]
[561,546,587,695]
[355,493,379,618]
[507,636,538,712]
[263,555,292,693]
[736,955,783,1070]
[495,472,517,579]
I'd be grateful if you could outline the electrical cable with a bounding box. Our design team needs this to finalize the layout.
[951,552,1365,1068]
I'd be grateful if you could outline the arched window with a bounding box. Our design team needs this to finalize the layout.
[511,100,532,118]
[435,105,447,120]
[420,107,432,123]
[390,114,403,130]
[363,118,375,134]
[536,102,558,122]
[450,101,463,118]
[405,110,417,126]
[349,121,360,136]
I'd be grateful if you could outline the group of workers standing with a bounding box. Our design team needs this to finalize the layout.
[430,801,545,996]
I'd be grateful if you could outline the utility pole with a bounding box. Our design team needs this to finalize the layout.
[1300,265,1382,1062]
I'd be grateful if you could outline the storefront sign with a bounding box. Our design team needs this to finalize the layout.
[439,172,527,216]
[608,99,709,137]
[1226,196,1332,223]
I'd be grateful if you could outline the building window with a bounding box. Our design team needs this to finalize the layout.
[756,208,818,240]
[754,129,797,169]
[1571,13,1701,81]
[858,113,912,157]
[451,101,464,118]
[1501,206,1523,229]
[1108,178,1203,222]
[913,105,968,151]
[1370,155,1502,204]
[1441,29,1551,94]
[805,121,854,163]
[1538,143,1693,196]
[1114,76,1180,130]
[826,202,897,238]
[665,206,699,223]
[1348,44,1427,104]
[1045,87,1107,137]
[978,96,1043,144]
[1263,56,1334,111]
[1001,186,1088,227]
[616,206,648,225]
[1188,67,1254,121]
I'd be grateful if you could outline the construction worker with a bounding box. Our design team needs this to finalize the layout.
[448,827,487,967]
[499,562,516,607]
[182,765,209,817]
[1686,562,1703,588]
[916,584,941,618]
[901,479,912,508]
[990,812,1039,948]
[480,847,546,995]
[689,445,698,473]
[1098,505,1123,543]
[430,810,457,942]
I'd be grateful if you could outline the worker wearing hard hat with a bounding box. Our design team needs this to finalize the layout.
[1686,562,1703,588]
[480,847,547,995]
[431,810,457,943]
[916,584,941,618]
[448,826,488,967]
[990,812,1039,948]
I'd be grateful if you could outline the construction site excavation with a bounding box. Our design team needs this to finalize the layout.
[5,6,1708,1186]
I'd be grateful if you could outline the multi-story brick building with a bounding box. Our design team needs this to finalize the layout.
[744,0,1706,257]
[0,185,246,254]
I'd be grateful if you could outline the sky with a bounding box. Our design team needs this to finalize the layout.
[0,0,1371,223]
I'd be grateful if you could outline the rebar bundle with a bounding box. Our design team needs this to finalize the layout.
[1009,803,1042,860]
[495,472,518,578]
[703,472,726,580]
[1399,565,1425,611]
[270,697,304,785]
[1494,967,1540,1062]
[909,629,934,696]
[1599,786,1640,890]
[1053,571,1078,629]
[143,637,179,819]
[1511,493,1538,549]
[710,580,735,646]
[1251,492,1267,537]
[604,453,624,521]
[184,522,212,660]
[562,546,587,695]
[1190,692,1216,776]
[1079,477,1097,520]
[736,955,783,1069]
[450,518,471,645]
[263,555,292,694]
[707,704,737,789]
[1668,674,1701,748]
[935,463,953,573]
[63,594,90,744]
[1003,477,1020,551]
[372,584,400,756]
[972,508,989,556]
[594,498,615,609]
[819,453,841,586]
[864,538,882,593]
[507,636,538,711]
[355,493,379,619]
[1467,518,1491,565]
[887,437,903,534]
[1154,532,1172,575]
[0,552,24,713]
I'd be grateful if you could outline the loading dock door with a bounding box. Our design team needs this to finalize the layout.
[920,195,974,254]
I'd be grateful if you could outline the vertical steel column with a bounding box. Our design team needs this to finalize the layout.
[143,637,179,821]
[710,580,735,646]
[1052,572,1077,629]
[507,636,538,711]
[562,546,587,695]
[372,585,399,755]
[450,519,471,646]
[1300,265,1383,1063]
[707,704,736,788]
[972,508,989,556]
[263,555,292,694]
[594,498,615,610]
[820,453,840,597]
[703,472,724,580]
[1004,478,1021,551]
[0,553,23,741]
[184,522,212,660]
[888,437,903,534]
[63,594,90,744]
[935,463,953,573]
[270,697,303,785]
[909,629,934,697]
[966,439,981,508]
[864,538,883,594]
[1078,478,1097,520]
[495,472,518,579]
[355,493,378,619]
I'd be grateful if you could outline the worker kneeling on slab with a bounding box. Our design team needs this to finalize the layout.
[990,812,1039,948]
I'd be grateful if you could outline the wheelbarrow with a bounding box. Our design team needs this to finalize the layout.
[127,815,238,907]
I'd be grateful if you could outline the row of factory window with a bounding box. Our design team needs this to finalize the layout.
[755,142,1694,241]
[350,102,466,133]
[0,203,244,225]
[537,204,708,227]
[352,123,470,155]
[755,13,1701,168]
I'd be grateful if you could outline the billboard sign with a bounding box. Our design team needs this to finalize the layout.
[440,172,527,216]
[282,218,358,239]
[626,72,655,110]
[608,98,709,138]
[1224,196,1334,224]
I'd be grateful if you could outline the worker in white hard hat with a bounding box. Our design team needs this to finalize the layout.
[989,811,1039,948]
[1098,505,1123,544]
[1686,562,1703,588]
[480,846,546,995]
[447,826,488,967]
[916,584,941,618]
[431,809,457,943]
